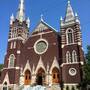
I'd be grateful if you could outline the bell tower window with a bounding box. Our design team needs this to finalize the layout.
[66,28,74,44]
[66,51,71,63]
[72,50,77,62]
[8,54,15,68]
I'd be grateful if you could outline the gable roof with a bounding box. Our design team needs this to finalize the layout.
[32,19,57,34]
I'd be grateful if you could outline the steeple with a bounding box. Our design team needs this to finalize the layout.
[65,0,75,22]
[16,0,25,22]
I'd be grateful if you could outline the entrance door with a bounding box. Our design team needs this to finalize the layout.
[36,75,43,85]
[24,70,31,85]
[36,68,45,85]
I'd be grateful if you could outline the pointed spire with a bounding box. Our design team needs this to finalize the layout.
[16,0,25,22]
[10,13,14,25]
[65,0,75,22]
[26,17,30,28]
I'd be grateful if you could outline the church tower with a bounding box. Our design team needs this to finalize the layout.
[7,0,30,67]
[0,0,30,90]
[60,0,84,89]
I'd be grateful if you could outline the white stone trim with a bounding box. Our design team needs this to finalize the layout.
[35,56,46,74]
[13,41,16,49]
[34,38,48,55]
[17,50,21,54]
[64,83,78,86]
[69,68,77,76]
[66,28,74,45]
[3,73,10,85]
[50,57,60,74]
[72,50,77,63]
[8,37,24,42]
[31,31,53,37]
[23,60,31,75]
[80,61,84,65]
[2,67,20,70]
[61,62,80,67]
[66,51,71,63]
[8,54,15,68]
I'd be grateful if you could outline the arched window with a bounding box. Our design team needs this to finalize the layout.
[8,54,15,68]
[52,67,60,83]
[66,29,74,44]
[3,82,8,90]
[66,51,71,63]
[24,70,31,85]
[72,50,77,62]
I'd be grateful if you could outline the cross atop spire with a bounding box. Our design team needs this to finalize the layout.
[40,14,44,21]
[65,0,75,22]
[16,0,25,22]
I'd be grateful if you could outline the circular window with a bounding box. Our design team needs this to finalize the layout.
[34,39,48,54]
[69,68,77,76]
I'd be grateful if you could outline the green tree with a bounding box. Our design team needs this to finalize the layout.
[0,64,3,70]
[86,45,90,64]
[78,46,90,90]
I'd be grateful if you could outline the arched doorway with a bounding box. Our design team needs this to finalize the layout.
[36,68,45,85]
[24,69,31,85]
[3,82,7,90]
[52,67,60,83]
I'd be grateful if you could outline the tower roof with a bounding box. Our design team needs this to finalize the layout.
[65,0,75,22]
[16,0,25,22]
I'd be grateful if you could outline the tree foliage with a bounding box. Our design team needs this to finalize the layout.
[78,45,90,90]
[86,45,90,64]
[81,45,90,88]
[0,64,3,71]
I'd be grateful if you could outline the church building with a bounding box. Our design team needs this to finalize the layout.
[0,0,85,90]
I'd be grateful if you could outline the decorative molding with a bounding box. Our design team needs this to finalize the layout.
[23,60,31,74]
[61,62,80,67]
[35,56,46,74]
[31,31,53,37]
[3,72,10,85]
[50,57,60,74]
[17,50,21,54]
[69,68,77,76]
[8,37,24,42]
[66,28,74,45]
[34,38,48,55]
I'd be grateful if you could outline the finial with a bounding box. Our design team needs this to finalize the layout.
[75,12,78,17]
[10,13,14,25]
[68,0,70,4]
[41,14,44,21]
[20,0,24,3]
[26,17,30,28]
[60,16,63,21]
[10,14,14,20]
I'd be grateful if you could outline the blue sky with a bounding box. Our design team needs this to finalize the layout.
[0,0,90,64]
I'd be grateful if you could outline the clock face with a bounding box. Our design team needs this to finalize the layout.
[34,39,48,54]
